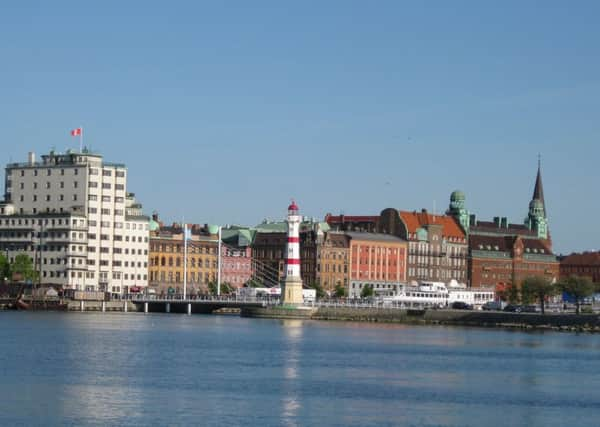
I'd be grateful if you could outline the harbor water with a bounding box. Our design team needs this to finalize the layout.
[1,312,599,426]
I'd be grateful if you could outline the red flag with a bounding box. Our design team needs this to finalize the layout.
[70,128,82,136]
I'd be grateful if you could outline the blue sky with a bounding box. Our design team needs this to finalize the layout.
[1,1,599,254]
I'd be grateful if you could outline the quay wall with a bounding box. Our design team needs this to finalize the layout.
[311,307,600,331]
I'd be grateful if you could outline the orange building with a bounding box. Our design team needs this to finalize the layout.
[148,220,219,296]
[346,232,408,298]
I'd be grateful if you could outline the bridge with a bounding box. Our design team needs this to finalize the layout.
[128,296,280,314]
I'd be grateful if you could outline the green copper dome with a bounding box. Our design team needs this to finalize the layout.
[149,219,160,232]
[207,224,220,235]
[450,190,466,202]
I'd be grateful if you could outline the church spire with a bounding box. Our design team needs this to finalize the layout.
[532,155,545,212]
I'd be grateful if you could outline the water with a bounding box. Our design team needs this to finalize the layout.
[1,312,600,427]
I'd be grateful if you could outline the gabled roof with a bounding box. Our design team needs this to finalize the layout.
[398,211,465,239]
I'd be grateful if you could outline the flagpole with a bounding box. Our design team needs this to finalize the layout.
[79,126,83,153]
[183,223,187,300]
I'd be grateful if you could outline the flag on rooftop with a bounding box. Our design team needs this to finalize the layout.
[70,128,82,137]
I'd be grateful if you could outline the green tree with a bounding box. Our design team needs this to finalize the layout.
[521,276,557,314]
[334,283,347,298]
[308,280,325,299]
[0,253,9,282]
[245,278,263,288]
[360,284,374,299]
[506,283,520,304]
[208,281,233,295]
[10,254,37,282]
[558,275,595,315]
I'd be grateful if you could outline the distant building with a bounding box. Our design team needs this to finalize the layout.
[560,252,600,283]
[148,215,218,295]
[346,232,408,298]
[0,149,149,294]
[220,227,254,288]
[448,161,559,290]
[250,218,327,287]
[326,209,467,284]
[379,209,468,284]
[316,231,350,294]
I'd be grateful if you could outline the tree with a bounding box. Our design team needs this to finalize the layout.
[521,276,557,314]
[308,280,325,299]
[208,281,233,295]
[360,284,374,299]
[10,254,37,282]
[334,284,347,298]
[558,275,595,315]
[506,283,520,304]
[0,253,9,282]
[245,278,263,288]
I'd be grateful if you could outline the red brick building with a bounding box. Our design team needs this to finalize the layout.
[469,234,558,290]
[560,252,600,283]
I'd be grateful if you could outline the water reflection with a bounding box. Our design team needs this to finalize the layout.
[281,320,303,427]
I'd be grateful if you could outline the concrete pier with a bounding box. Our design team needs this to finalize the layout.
[80,301,84,312]
[166,303,170,313]
[187,303,191,315]
[102,301,106,312]
[144,302,148,313]
[124,301,128,313]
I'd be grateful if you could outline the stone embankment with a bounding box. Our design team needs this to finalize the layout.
[245,306,600,332]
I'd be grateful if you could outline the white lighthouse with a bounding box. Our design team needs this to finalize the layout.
[282,200,304,305]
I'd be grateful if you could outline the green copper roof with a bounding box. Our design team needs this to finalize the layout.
[149,219,160,232]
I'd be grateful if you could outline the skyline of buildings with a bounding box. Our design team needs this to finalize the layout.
[0,148,597,296]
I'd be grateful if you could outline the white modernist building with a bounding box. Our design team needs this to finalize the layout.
[0,149,149,294]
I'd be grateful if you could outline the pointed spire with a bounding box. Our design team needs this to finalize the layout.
[532,155,546,212]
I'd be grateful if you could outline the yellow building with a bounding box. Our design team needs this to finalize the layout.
[148,217,219,296]
[317,232,350,294]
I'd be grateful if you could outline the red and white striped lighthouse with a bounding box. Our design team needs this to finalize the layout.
[282,199,304,305]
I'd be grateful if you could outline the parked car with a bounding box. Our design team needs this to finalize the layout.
[521,305,540,313]
[482,301,507,311]
[451,301,473,310]
[503,304,523,313]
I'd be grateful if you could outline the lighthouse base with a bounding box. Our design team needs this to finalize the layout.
[281,277,304,306]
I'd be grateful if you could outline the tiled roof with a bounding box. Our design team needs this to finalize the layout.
[324,214,379,224]
[470,235,553,254]
[471,221,536,236]
[345,231,406,243]
[561,252,600,266]
[399,211,465,239]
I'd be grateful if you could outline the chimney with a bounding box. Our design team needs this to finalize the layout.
[28,152,35,166]
[493,217,500,227]
[469,214,476,226]
[501,217,508,228]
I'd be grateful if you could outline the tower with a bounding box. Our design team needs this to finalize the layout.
[281,200,304,305]
[447,190,470,233]
[525,159,549,239]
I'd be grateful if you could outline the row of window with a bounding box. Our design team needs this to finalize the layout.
[88,195,125,203]
[0,218,84,227]
[151,257,218,268]
[20,194,78,202]
[149,271,215,283]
